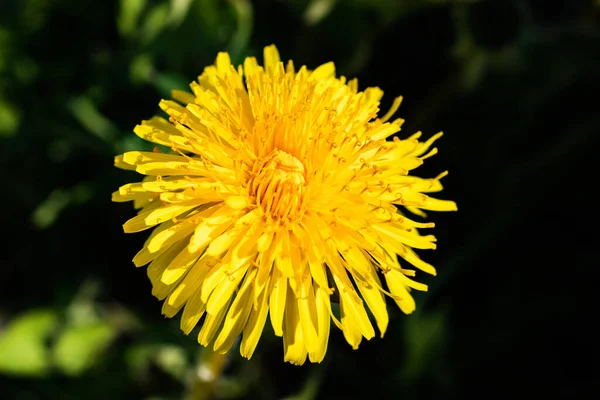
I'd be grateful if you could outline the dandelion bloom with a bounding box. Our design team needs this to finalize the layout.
[113,45,457,365]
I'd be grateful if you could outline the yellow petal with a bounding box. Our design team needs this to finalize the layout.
[283,285,307,365]
[225,195,251,209]
[263,45,281,75]
[141,116,182,136]
[147,218,197,253]
[122,151,184,166]
[200,227,255,304]
[274,230,294,278]
[385,269,416,314]
[339,296,362,350]
[419,196,458,212]
[205,261,250,315]
[256,230,274,252]
[204,212,256,257]
[308,285,331,363]
[213,268,257,353]
[269,271,287,337]
[161,245,202,285]
[142,178,198,193]
[198,297,231,346]
[135,161,208,176]
[310,62,335,81]
[254,239,275,300]
[171,89,195,105]
[333,274,374,340]
[123,204,198,233]
[243,56,259,77]
[147,241,187,300]
[240,275,271,359]
[132,220,175,266]
[379,96,403,124]
[166,257,211,309]
[297,280,318,354]
[353,266,388,337]
[215,52,232,74]
[307,246,329,291]
[161,300,183,318]
[372,223,437,250]
[401,247,437,275]
[396,270,428,292]
[180,290,206,335]
[114,154,136,171]
[188,205,237,253]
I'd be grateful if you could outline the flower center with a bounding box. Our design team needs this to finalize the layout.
[249,149,306,221]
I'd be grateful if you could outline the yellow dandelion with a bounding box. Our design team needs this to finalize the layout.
[113,45,457,365]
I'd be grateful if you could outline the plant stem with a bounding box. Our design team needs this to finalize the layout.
[186,348,229,400]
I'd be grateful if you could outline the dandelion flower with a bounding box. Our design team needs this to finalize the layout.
[113,45,457,365]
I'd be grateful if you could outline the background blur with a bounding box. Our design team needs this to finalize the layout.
[0,0,597,399]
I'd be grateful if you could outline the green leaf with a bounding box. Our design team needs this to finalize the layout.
[140,3,170,44]
[155,345,188,381]
[0,97,21,137]
[53,322,116,376]
[31,189,71,230]
[129,53,153,84]
[169,0,195,28]
[118,0,148,38]
[304,0,338,26]
[126,344,189,382]
[226,0,253,63]
[0,309,59,377]
[67,96,119,144]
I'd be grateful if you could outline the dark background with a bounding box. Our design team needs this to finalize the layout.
[0,0,596,399]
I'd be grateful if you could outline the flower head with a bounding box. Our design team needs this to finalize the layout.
[113,45,457,365]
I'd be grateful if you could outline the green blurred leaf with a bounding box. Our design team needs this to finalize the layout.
[53,322,116,376]
[19,0,51,33]
[227,0,253,63]
[118,0,148,38]
[169,0,195,28]
[190,0,231,43]
[304,0,337,26]
[126,344,189,382]
[31,189,71,230]
[0,309,59,377]
[68,96,119,144]
[126,344,156,377]
[0,97,21,137]
[129,53,154,85]
[71,183,94,204]
[30,183,94,229]
[155,345,188,381]
[141,3,170,44]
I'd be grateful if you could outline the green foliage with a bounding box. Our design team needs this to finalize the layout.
[53,321,115,376]
[0,310,58,376]
[118,0,147,38]
[0,97,21,137]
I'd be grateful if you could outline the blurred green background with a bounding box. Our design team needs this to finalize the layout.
[0,0,596,399]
